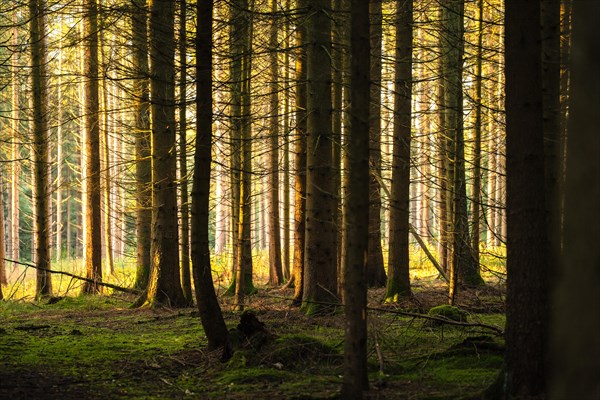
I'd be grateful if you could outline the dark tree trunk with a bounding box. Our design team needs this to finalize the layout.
[366,0,386,288]
[191,0,231,355]
[492,0,550,397]
[342,0,370,395]
[178,0,193,304]
[384,0,412,303]
[552,2,600,396]
[302,0,338,315]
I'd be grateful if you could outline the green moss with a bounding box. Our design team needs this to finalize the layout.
[426,305,468,326]
[217,367,292,385]
[269,334,339,364]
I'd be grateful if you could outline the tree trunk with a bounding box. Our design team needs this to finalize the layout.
[470,0,484,268]
[552,2,600,396]
[331,0,343,293]
[289,0,307,305]
[100,33,115,276]
[30,0,53,298]
[179,0,193,304]
[384,0,412,303]
[132,0,152,292]
[191,0,231,355]
[0,176,7,289]
[366,0,386,288]
[342,0,370,395]
[227,0,255,299]
[145,0,187,308]
[282,0,291,281]
[81,0,103,295]
[11,13,20,263]
[55,34,64,262]
[443,0,483,298]
[302,0,338,315]
[267,0,284,286]
[495,0,550,396]
[236,0,255,304]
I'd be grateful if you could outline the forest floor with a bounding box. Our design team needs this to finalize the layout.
[0,279,506,399]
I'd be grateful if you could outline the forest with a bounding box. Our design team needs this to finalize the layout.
[0,0,598,399]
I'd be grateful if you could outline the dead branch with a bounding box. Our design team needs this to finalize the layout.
[369,305,504,336]
[4,258,140,295]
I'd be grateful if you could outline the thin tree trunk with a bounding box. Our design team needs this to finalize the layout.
[289,0,307,305]
[443,0,483,297]
[30,0,53,298]
[384,0,413,303]
[235,0,255,303]
[282,0,291,280]
[101,38,115,276]
[179,0,193,303]
[0,176,7,288]
[332,0,343,295]
[227,0,244,295]
[10,13,20,263]
[81,0,103,295]
[366,0,386,288]
[132,0,152,291]
[55,33,64,262]
[470,0,484,268]
[268,0,284,286]
[192,0,231,355]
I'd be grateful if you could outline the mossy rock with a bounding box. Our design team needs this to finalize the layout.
[265,334,340,366]
[424,305,468,327]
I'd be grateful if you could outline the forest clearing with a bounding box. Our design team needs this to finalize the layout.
[0,260,505,400]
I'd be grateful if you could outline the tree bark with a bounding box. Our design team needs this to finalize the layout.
[30,0,53,298]
[366,0,386,288]
[178,0,193,304]
[552,2,600,396]
[11,13,20,263]
[384,0,412,303]
[81,0,103,295]
[302,0,338,315]
[342,0,370,395]
[191,0,231,355]
[289,0,307,305]
[0,177,7,289]
[131,0,152,292]
[145,0,187,307]
[497,0,550,396]
[268,0,284,286]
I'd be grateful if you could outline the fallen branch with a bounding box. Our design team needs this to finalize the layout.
[373,172,449,283]
[4,258,140,295]
[369,305,504,336]
[408,225,449,283]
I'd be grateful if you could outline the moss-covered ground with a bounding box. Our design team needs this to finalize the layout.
[0,280,505,400]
